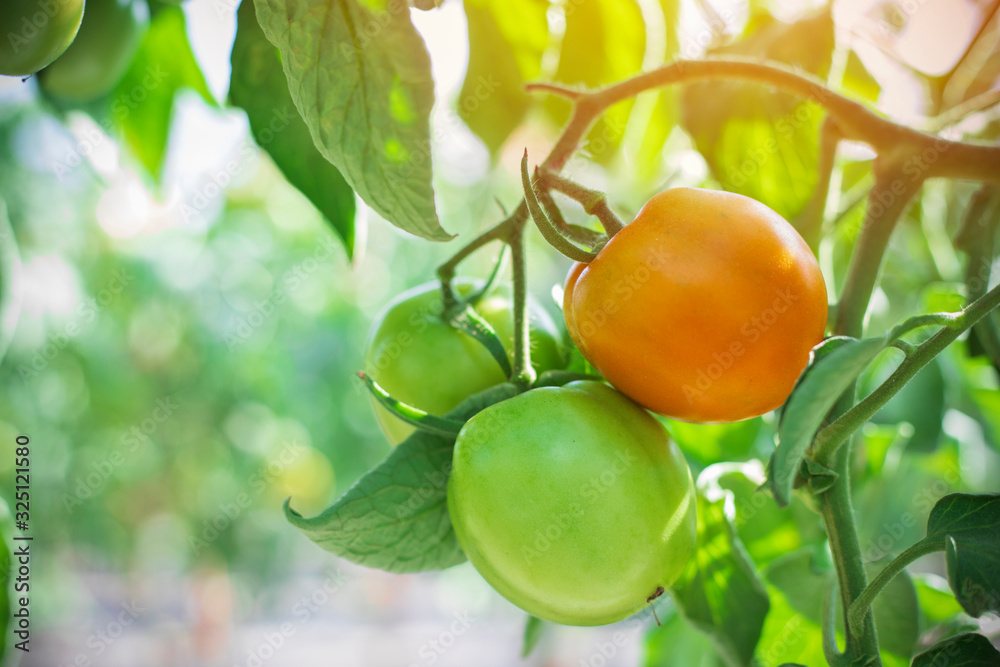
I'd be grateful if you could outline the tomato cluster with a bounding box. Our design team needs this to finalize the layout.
[363,187,826,626]
[2,0,148,104]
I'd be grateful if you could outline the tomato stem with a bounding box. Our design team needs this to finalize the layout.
[521,152,599,263]
[533,184,607,249]
[955,185,1000,367]
[436,210,518,310]
[534,58,1000,186]
[797,117,842,252]
[834,164,924,338]
[846,539,944,640]
[535,169,625,236]
[814,281,1000,465]
[507,215,536,390]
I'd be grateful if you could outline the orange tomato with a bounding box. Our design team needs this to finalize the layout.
[563,188,828,423]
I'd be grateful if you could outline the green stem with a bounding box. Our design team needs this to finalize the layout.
[537,169,625,235]
[521,153,598,263]
[799,116,842,251]
[887,311,963,341]
[437,220,512,309]
[357,372,465,437]
[835,164,924,337]
[814,281,1000,465]
[822,573,846,667]
[819,423,880,664]
[847,539,944,639]
[814,164,925,667]
[529,58,1000,185]
[956,185,1000,366]
[534,185,607,249]
[508,218,535,390]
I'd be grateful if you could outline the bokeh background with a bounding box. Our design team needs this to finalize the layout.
[1,0,999,665]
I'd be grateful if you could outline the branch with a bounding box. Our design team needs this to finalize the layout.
[530,58,1000,186]
[835,162,924,337]
[814,281,1000,464]
[846,540,944,638]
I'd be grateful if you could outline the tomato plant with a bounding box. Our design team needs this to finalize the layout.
[364,280,565,444]
[0,0,84,77]
[448,380,696,626]
[38,0,149,101]
[2,0,999,666]
[562,187,828,423]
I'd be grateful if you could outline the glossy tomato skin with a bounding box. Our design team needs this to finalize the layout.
[365,281,566,445]
[564,188,828,423]
[39,0,148,101]
[0,0,85,77]
[448,380,696,626]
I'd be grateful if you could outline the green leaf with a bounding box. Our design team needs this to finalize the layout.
[758,551,918,667]
[253,0,450,241]
[230,0,357,255]
[910,633,1000,667]
[913,573,978,641]
[544,0,646,163]
[521,615,545,658]
[864,562,919,667]
[770,336,887,506]
[923,493,1000,617]
[862,353,944,453]
[699,460,817,567]
[671,479,770,667]
[680,8,834,221]
[841,50,880,105]
[284,383,518,573]
[756,550,829,667]
[459,0,547,155]
[114,6,215,176]
[643,606,725,667]
[663,418,761,467]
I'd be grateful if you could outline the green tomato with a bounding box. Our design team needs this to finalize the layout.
[0,0,85,77]
[448,381,697,625]
[364,280,566,445]
[39,0,148,101]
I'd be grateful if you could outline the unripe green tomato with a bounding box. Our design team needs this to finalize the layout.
[0,0,85,77]
[448,381,697,625]
[364,281,567,445]
[39,0,148,101]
